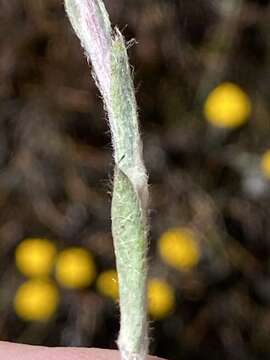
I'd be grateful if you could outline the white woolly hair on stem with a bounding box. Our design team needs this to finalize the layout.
[64,1,149,360]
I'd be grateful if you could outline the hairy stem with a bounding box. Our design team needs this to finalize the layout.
[64,1,149,359]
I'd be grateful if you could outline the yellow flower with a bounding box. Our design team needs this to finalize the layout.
[158,228,200,270]
[148,279,175,319]
[96,269,119,300]
[261,150,270,179]
[14,279,59,322]
[15,238,57,278]
[55,247,96,289]
[204,82,251,128]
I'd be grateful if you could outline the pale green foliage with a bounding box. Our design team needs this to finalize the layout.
[64,1,149,360]
[111,29,148,360]
[110,30,148,207]
[112,169,148,360]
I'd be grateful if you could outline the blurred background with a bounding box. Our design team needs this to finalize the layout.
[0,0,270,359]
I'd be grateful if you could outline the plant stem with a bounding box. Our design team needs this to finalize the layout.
[64,1,149,359]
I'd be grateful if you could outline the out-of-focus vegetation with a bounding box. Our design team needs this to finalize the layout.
[0,0,270,359]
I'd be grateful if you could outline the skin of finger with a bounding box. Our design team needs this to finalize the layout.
[0,342,165,360]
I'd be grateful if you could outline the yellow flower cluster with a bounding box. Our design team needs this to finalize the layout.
[147,279,175,319]
[204,82,251,128]
[14,236,178,322]
[15,238,57,278]
[145,227,201,319]
[96,269,119,300]
[95,271,175,319]
[55,248,96,289]
[158,228,200,270]
[14,279,59,322]
[14,238,96,322]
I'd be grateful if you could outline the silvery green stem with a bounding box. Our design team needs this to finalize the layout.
[64,1,149,360]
